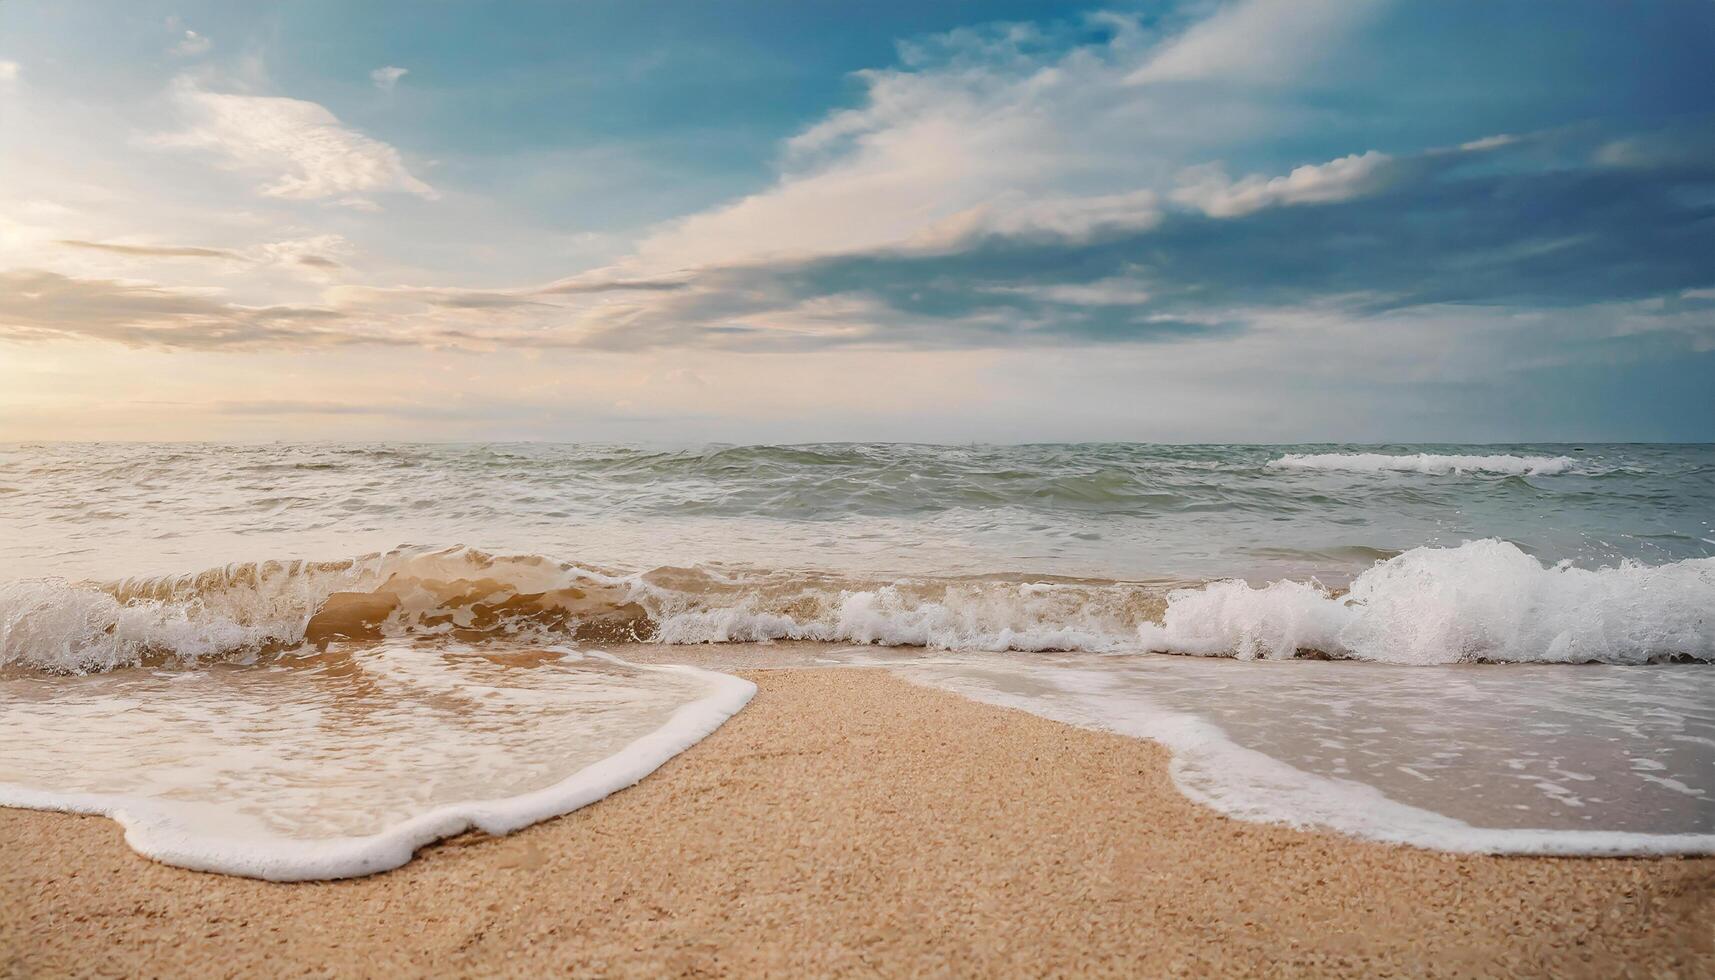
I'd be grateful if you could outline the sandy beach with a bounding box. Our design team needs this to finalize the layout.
[3,668,1711,977]
[7,0,1714,969]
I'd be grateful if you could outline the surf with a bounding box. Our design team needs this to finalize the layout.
[4,540,1713,673]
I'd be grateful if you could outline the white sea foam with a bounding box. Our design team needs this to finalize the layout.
[0,649,754,880]
[650,582,1142,653]
[0,577,305,674]
[1269,452,1580,475]
[1138,539,1715,664]
[653,540,1715,665]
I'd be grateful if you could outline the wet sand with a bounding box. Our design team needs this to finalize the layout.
[2,668,1711,977]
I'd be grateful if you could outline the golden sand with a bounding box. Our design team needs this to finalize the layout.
[2,668,1711,977]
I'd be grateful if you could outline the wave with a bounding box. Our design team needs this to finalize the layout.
[3,541,1711,673]
[1139,539,1715,664]
[0,548,656,674]
[1269,452,1580,476]
[0,548,1165,673]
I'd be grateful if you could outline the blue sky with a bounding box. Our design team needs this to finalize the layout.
[1,0,1712,441]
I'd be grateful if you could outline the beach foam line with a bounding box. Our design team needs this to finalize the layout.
[1269,452,1580,476]
[897,663,1715,857]
[0,653,755,881]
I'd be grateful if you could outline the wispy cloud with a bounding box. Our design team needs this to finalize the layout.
[534,275,692,295]
[51,235,354,276]
[172,30,212,57]
[613,3,1374,277]
[57,239,243,261]
[153,80,437,206]
[1170,151,1401,218]
[543,135,1715,353]
[370,66,408,92]
[248,234,356,273]
[1126,0,1379,85]
[0,270,368,350]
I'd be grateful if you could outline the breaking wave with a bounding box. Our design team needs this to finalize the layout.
[0,547,1165,673]
[3,540,1712,673]
[1139,539,1715,664]
[1269,452,1580,476]
[0,549,649,674]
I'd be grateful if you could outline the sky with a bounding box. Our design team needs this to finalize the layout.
[1,0,1712,443]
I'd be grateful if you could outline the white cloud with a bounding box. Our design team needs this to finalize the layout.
[610,5,1370,280]
[907,190,1161,251]
[1460,134,1517,152]
[371,66,408,92]
[249,234,355,275]
[1170,151,1399,218]
[155,80,437,205]
[172,31,212,57]
[1126,0,1379,85]
[56,239,243,260]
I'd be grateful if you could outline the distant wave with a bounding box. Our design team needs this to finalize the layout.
[1269,452,1580,476]
[3,541,1712,672]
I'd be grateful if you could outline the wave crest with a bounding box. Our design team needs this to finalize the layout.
[1139,539,1715,664]
[0,548,649,674]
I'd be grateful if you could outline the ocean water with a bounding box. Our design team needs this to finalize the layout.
[2,442,1712,877]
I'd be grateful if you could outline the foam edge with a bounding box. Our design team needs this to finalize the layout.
[0,654,757,881]
[885,666,1715,858]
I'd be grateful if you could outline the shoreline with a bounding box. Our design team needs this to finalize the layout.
[3,668,1711,976]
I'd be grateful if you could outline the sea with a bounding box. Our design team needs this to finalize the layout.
[2,442,1711,879]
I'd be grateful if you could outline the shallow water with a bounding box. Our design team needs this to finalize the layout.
[0,643,752,879]
[873,651,1715,850]
[0,644,707,840]
[2,442,1712,873]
